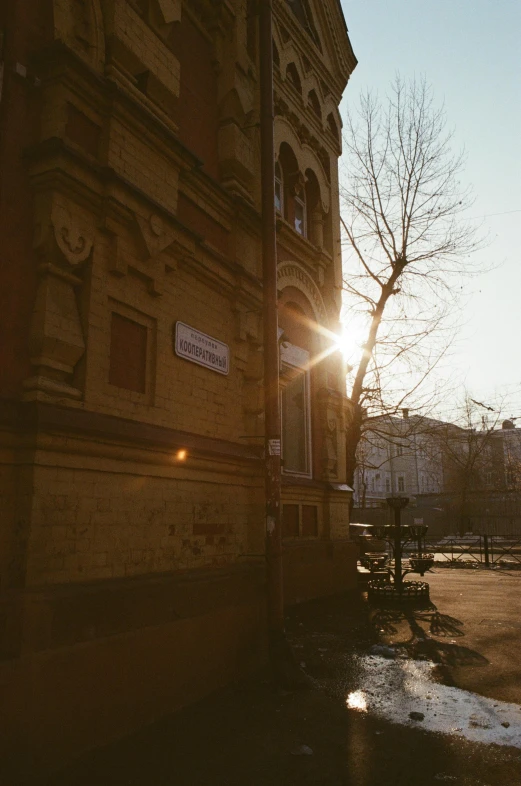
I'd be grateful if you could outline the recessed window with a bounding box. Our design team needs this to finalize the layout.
[280,343,311,477]
[282,503,319,538]
[294,192,306,236]
[272,40,280,69]
[302,505,318,536]
[109,313,147,393]
[275,161,283,214]
[308,90,321,120]
[286,63,302,94]
[327,112,339,142]
[397,476,405,493]
[283,504,300,537]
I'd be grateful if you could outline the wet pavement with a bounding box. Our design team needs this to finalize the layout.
[44,568,521,786]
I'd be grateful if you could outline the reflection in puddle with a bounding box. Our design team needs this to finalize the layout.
[346,655,521,748]
[346,690,368,711]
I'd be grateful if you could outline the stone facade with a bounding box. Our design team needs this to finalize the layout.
[0,0,357,774]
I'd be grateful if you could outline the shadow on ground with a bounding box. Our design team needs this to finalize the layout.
[40,580,521,786]
[369,605,489,667]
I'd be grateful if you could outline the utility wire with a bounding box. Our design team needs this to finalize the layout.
[467,208,521,220]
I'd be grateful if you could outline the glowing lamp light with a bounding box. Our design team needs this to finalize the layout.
[176,449,187,462]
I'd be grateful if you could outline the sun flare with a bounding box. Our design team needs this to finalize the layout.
[335,315,369,365]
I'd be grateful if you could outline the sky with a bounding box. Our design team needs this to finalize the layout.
[338,0,521,419]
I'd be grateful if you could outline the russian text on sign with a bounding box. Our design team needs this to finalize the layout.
[174,322,229,375]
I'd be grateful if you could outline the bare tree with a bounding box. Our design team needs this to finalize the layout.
[427,396,502,534]
[341,76,485,492]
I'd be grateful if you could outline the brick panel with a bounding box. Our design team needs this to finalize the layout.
[177,194,229,254]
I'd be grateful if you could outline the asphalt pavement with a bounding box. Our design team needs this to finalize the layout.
[44,567,521,786]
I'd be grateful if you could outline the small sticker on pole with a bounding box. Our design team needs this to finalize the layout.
[268,439,281,456]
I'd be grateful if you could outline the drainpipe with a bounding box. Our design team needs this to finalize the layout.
[259,0,284,652]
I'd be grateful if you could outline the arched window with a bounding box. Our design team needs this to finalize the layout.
[277,143,307,238]
[308,90,321,120]
[285,63,302,95]
[304,168,321,245]
[327,112,339,142]
[279,300,312,477]
[272,40,280,70]
[274,161,283,214]
[294,186,306,237]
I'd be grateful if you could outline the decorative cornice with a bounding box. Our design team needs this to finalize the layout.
[3,401,263,463]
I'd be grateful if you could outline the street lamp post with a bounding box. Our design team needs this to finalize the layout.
[387,496,409,595]
[365,497,434,604]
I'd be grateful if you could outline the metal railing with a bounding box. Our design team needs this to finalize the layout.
[396,535,521,568]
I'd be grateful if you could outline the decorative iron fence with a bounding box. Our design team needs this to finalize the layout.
[397,535,521,568]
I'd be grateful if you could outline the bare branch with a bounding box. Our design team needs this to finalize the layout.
[341,77,488,492]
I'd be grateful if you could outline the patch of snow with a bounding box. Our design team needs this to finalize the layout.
[346,655,521,748]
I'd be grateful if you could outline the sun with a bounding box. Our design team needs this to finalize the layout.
[335,315,368,366]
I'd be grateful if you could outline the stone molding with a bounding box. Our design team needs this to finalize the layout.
[277,260,328,325]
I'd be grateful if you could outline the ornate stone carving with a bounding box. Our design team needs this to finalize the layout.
[135,212,177,260]
[24,197,93,402]
[324,416,339,477]
[317,387,347,481]
[52,0,105,73]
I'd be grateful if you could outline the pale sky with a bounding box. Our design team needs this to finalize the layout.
[339,0,521,418]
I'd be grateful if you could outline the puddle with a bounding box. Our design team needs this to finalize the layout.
[346,655,521,748]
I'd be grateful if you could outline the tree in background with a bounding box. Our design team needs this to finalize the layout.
[340,76,485,494]
[428,396,501,535]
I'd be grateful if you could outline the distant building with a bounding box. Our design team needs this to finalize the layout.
[353,411,444,507]
[354,411,521,535]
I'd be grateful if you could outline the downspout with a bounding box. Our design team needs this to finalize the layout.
[259,0,284,655]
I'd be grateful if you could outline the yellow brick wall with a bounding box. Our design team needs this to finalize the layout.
[84,228,247,441]
[24,439,264,585]
[104,0,180,97]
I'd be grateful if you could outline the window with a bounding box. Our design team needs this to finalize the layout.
[109,313,147,393]
[302,505,318,536]
[275,161,283,214]
[280,343,311,477]
[285,63,302,94]
[396,445,403,457]
[385,476,391,493]
[285,0,321,50]
[397,476,405,493]
[282,504,299,537]
[308,90,321,120]
[327,112,338,142]
[282,503,319,538]
[294,192,306,236]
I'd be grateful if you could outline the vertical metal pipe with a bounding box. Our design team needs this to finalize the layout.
[483,533,490,567]
[259,0,284,643]
[394,508,403,594]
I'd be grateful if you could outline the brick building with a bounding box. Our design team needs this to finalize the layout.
[0,0,357,772]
